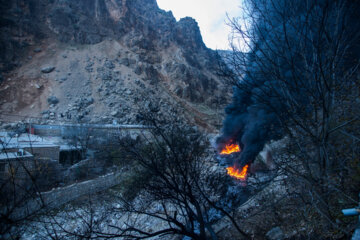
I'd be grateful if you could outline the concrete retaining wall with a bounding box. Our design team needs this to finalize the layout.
[10,172,122,219]
[24,146,60,161]
[32,124,151,137]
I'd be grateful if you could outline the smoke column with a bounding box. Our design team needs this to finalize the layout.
[216,0,360,169]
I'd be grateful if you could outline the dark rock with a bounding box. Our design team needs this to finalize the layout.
[85,97,94,105]
[139,52,161,63]
[134,65,143,75]
[97,67,112,81]
[183,51,201,69]
[104,60,115,69]
[33,47,42,53]
[85,67,93,73]
[104,89,110,96]
[129,58,136,66]
[145,101,160,112]
[47,96,59,105]
[174,87,183,96]
[144,65,159,83]
[85,63,93,72]
[266,227,284,240]
[111,111,118,117]
[118,58,130,66]
[41,66,56,73]
[101,71,112,81]
[175,17,206,50]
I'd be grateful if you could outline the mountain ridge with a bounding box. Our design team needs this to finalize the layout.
[0,0,230,131]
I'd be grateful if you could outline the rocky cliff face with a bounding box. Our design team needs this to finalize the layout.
[0,0,229,131]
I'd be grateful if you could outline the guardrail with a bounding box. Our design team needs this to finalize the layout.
[342,193,360,240]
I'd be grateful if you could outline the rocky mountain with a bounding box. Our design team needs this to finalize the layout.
[0,0,229,131]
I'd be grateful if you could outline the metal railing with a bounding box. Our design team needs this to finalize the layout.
[342,193,360,240]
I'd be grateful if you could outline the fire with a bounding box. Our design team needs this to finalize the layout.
[219,142,247,180]
[220,143,241,155]
[226,165,249,180]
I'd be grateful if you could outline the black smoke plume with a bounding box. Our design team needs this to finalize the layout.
[217,0,360,169]
[216,70,283,169]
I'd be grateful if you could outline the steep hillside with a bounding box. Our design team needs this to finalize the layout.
[0,0,229,131]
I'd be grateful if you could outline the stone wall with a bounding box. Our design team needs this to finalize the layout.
[32,124,151,137]
[10,172,122,220]
[24,146,60,161]
[0,153,35,177]
[42,172,121,208]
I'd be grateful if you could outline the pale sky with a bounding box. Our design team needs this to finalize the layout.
[157,0,243,50]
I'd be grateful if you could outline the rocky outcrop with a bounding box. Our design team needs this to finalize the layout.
[1,0,208,67]
[0,0,229,131]
[41,66,56,73]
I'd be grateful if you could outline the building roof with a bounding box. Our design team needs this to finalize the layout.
[0,150,33,161]
[0,133,59,150]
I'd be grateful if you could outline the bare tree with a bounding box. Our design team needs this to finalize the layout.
[101,112,251,240]
[219,0,360,237]
[14,112,251,240]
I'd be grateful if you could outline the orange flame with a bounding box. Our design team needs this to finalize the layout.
[226,165,249,180]
[220,143,241,155]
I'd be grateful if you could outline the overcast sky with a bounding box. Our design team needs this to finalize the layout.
[157,0,243,50]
